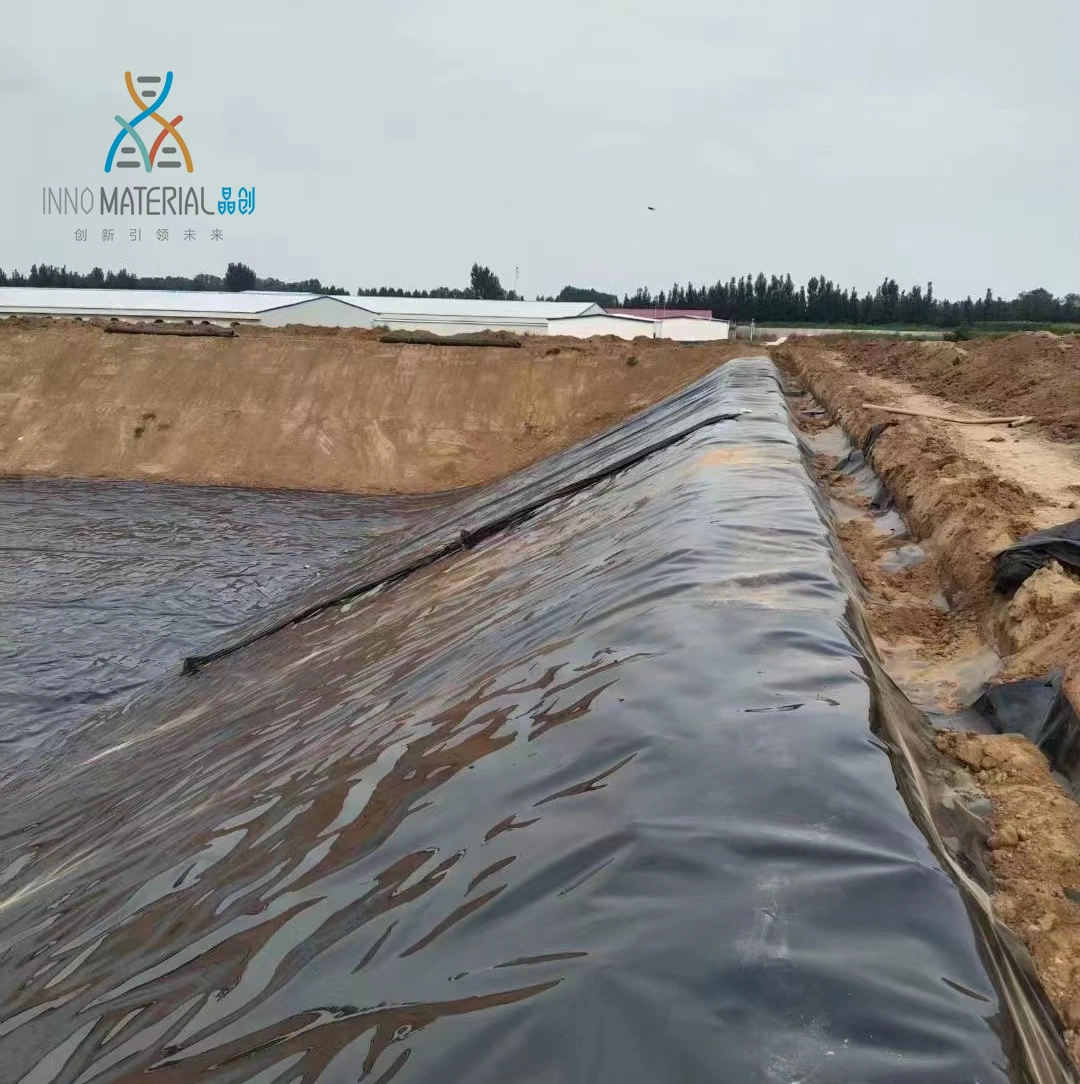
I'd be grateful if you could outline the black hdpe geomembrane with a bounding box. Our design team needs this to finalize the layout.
[975,669,1080,785]
[0,360,1072,1082]
[994,518,1080,594]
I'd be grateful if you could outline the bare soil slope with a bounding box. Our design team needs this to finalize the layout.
[0,321,759,493]
[816,332,1080,442]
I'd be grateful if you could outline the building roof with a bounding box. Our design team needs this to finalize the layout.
[607,307,716,321]
[0,287,320,316]
[342,297,602,320]
[549,311,655,324]
[0,288,611,325]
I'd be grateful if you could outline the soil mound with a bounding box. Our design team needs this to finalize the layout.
[0,321,759,494]
[811,332,1080,442]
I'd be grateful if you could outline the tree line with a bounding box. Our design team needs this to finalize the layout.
[335,270,1080,327]
[604,276,1080,327]
[353,270,1080,326]
[0,262,348,296]
[357,264,522,301]
[3,259,1079,327]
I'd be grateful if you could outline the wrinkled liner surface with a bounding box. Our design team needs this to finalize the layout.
[0,480,429,761]
[0,359,1072,1083]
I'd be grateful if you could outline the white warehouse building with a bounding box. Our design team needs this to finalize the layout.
[337,297,604,335]
[0,288,374,328]
[657,315,732,341]
[548,312,657,340]
[0,288,732,340]
[549,312,732,341]
[0,288,600,333]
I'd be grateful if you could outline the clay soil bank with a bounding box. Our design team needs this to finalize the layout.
[0,320,761,494]
[814,331,1080,443]
[775,333,1080,696]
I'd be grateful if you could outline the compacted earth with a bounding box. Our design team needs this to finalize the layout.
[0,318,762,494]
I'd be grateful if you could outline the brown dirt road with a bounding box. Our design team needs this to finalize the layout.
[0,320,762,494]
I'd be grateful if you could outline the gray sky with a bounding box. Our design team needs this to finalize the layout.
[3,0,1078,301]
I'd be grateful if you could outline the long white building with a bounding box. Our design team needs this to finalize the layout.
[340,297,603,335]
[548,312,732,341]
[0,288,599,332]
[0,288,732,340]
[0,288,358,328]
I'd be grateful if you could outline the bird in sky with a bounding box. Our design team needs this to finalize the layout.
[647,206,656,211]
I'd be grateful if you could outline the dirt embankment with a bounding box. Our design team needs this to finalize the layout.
[817,332,1080,442]
[775,335,1080,693]
[934,727,1080,1053]
[778,334,1080,1066]
[0,320,761,494]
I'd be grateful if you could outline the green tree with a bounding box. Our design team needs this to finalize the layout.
[553,285,618,307]
[1016,288,1058,322]
[224,262,257,292]
[469,264,505,300]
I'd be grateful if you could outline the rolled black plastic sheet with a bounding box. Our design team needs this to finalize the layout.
[975,670,1080,786]
[994,518,1080,594]
[0,360,1072,1082]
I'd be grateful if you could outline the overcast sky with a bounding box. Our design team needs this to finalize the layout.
[3,0,1078,300]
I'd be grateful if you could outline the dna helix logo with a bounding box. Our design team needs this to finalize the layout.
[104,71,193,174]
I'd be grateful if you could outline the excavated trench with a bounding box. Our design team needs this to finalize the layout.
[781,359,1080,1076]
[0,358,1076,1082]
[786,382,1004,720]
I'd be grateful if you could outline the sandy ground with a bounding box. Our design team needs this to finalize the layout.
[820,333,1080,442]
[860,375,1080,528]
[779,335,1080,1066]
[0,319,762,494]
[934,729,1080,1061]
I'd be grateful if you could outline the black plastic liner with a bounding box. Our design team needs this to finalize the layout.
[0,359,1073,1082]
[834,420,897,513]
[181,409,744,674]
[975,670,1080,785]
[0,480,430,763]
[994,518,1080,594]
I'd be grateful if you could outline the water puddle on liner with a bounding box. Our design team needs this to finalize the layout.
[880,542,930,573]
